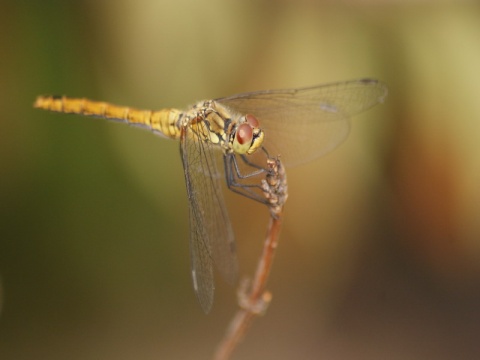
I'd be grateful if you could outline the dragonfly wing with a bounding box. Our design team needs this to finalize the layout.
[187,202,214,313]
[217,79,387,166]
[180,126,238,313]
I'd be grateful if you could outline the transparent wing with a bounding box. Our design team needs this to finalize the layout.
[216,78,387,166]
[180,126,238,313]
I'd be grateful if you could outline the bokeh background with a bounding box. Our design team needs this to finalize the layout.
[1,1,480,359]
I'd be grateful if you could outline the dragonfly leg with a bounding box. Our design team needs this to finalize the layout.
[224,151,272,205]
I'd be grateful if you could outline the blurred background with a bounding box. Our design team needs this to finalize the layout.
[1,1,480,359]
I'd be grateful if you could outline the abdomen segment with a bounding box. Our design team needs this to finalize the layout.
[34,95,182,139]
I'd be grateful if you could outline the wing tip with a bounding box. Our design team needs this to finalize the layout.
[191,269,214,314]
[357,78,388,103]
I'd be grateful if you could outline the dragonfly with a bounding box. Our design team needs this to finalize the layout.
[34,78,387,313]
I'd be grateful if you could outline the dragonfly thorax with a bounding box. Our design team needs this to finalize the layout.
[188,101,265,156]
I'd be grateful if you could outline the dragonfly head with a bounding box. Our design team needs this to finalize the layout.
[232,114,264,155]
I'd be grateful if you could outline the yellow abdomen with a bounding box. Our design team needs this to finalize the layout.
[34,96,182,140]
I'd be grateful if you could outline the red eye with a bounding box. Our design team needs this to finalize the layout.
[236,123,253,145]
[245,114,259,128]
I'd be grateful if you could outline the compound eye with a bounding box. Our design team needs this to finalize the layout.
[245,114,259,128]
[233,123,253,154]
[236,123,253,145]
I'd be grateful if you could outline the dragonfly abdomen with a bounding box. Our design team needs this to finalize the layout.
[34,95,183,139]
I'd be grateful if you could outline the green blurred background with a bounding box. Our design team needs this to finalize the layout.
[1,1,480,359]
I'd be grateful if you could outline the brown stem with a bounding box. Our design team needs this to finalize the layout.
[213,212,283,360]
[214,156,287,360]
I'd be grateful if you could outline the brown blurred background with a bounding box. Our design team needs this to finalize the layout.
[1,1,480,359]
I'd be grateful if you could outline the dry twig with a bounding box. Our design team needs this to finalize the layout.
[214,157,287,360]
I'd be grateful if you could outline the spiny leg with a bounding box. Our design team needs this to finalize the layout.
[224,149,273,204]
